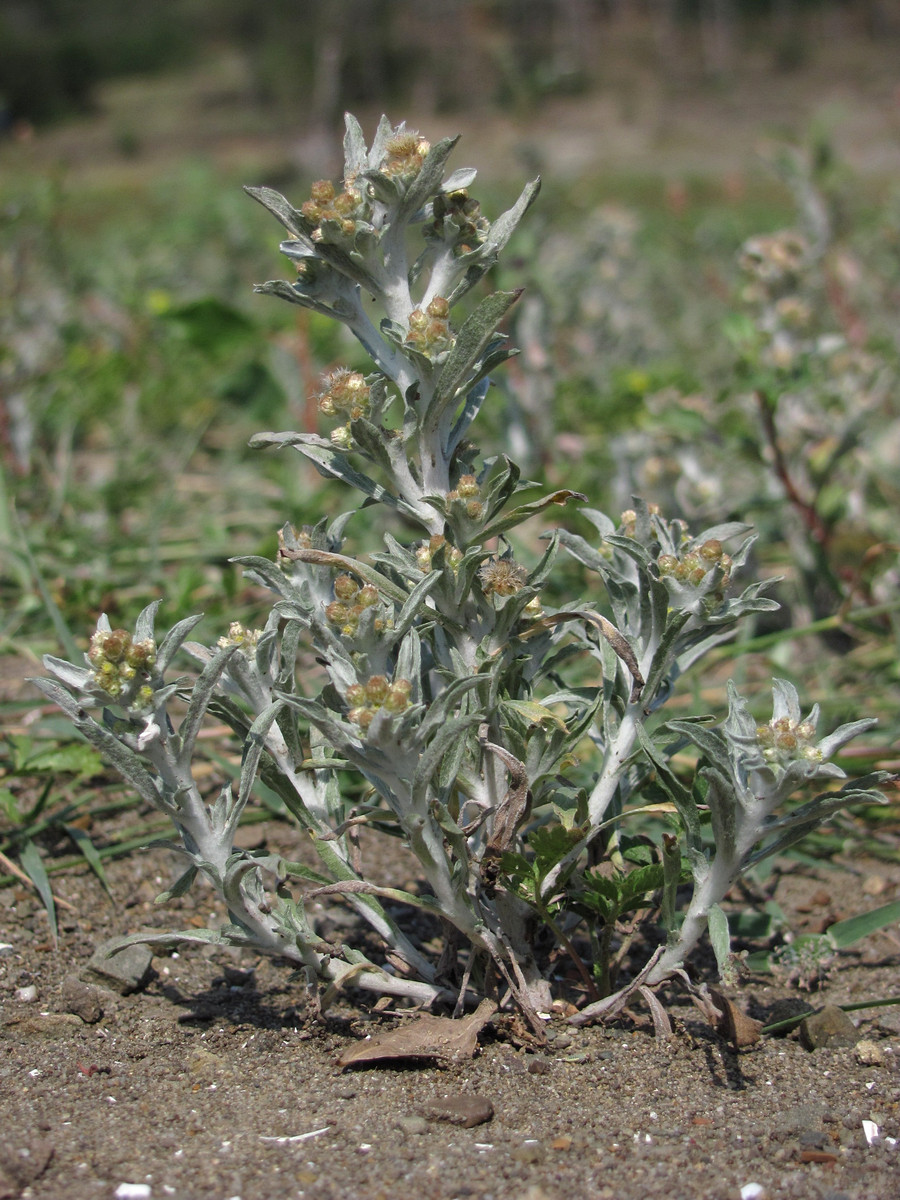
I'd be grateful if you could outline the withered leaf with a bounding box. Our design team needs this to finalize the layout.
[706,988,763,1050]
[338,998,497,1070]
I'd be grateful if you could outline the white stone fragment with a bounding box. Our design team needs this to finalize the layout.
[863,1120,881,1146]
[740,1185,766,1200]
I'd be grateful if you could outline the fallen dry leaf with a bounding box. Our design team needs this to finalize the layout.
[706,988,763,1050]
[338,998,497,1069]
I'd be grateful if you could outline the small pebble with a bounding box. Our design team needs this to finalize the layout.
[511,1140,545,1164]
[421,1094,494,1128]
[799,1005,857,1051]
[14,985,38,1003]
[855,1039,886,1066]
[83,940,153,995]
[114,1186,151,1200]
[862,874,887,896]
[526,1055,552,1075]
[396,1115,428,1135]
[739,1184,767,1200]
[61,975,103,1024]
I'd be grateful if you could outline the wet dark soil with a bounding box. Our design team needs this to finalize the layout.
[2,824,900,1200]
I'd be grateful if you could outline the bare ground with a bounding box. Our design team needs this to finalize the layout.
[2,814,900,1200]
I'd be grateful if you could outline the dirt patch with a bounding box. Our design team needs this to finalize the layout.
[2,829,899,1200]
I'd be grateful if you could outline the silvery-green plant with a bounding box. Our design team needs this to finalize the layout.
[33,115,888,1029]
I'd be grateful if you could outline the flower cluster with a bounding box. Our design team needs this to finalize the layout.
[405,296,455,360]
[756,713,822,766]
[478,556,529,598]
[428,188,489,254]
[300,180,367,243]
[317,369,371,421]
[415,534,462,574]
[657,538,733,589]
[738,230,808,299]
[381,130,430,179]
[87,628,156,705]
[445,472,484,521]
[346,675,412,729]
[325,573,382,637]
[216,622,263,657]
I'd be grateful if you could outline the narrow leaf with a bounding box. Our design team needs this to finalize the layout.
[431,290,522,415]
[64,824,112,898]
[19,840,58,947]
[826,901,900,950]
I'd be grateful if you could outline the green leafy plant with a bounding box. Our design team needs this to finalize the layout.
[33,115,889,1030]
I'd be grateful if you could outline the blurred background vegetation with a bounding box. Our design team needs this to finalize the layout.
[1,1,898,874]
[3,1,900,131]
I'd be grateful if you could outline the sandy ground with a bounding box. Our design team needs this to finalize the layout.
[2,818,900,1200]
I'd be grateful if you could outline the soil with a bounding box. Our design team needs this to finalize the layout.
[2,815,900,1200]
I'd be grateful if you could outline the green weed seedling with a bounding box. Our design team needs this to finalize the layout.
[34,116,889,1030]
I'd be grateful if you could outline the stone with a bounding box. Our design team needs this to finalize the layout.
[799,1005,858,1051]
[395,1115,429,1135]
[421,1094,494,1128]
[854,1039,886,1066]
[61,975,103,1024]
[511,1140,545,1164]
[526,1055,552,1075]
[0,1013,83,1040]
[82,940,153,995]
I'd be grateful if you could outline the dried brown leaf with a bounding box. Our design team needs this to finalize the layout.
[706,988,763,1050]
[338,998,497,1069]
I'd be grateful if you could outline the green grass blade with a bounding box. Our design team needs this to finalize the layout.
[18,839,58,947]
[761,996,900,1036]
[827,900,900,949]
[64,823,113,899]
[11,505,82,663]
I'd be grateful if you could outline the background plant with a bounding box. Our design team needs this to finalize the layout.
[29,115,891,1027]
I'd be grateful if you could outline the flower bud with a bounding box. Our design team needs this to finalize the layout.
[479,557,529,597]
[365,675,390,705]
[334,573,359,601]
[102,630,131,663]
[310,180,336,203]
[333,190,359,215]
[326,602,349,626]
[682,551,703,574]
[349,707,374,729]
[357,585,379,608]
[427,296,450,319]
[126,638,157,670]
[384,679,412,712]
